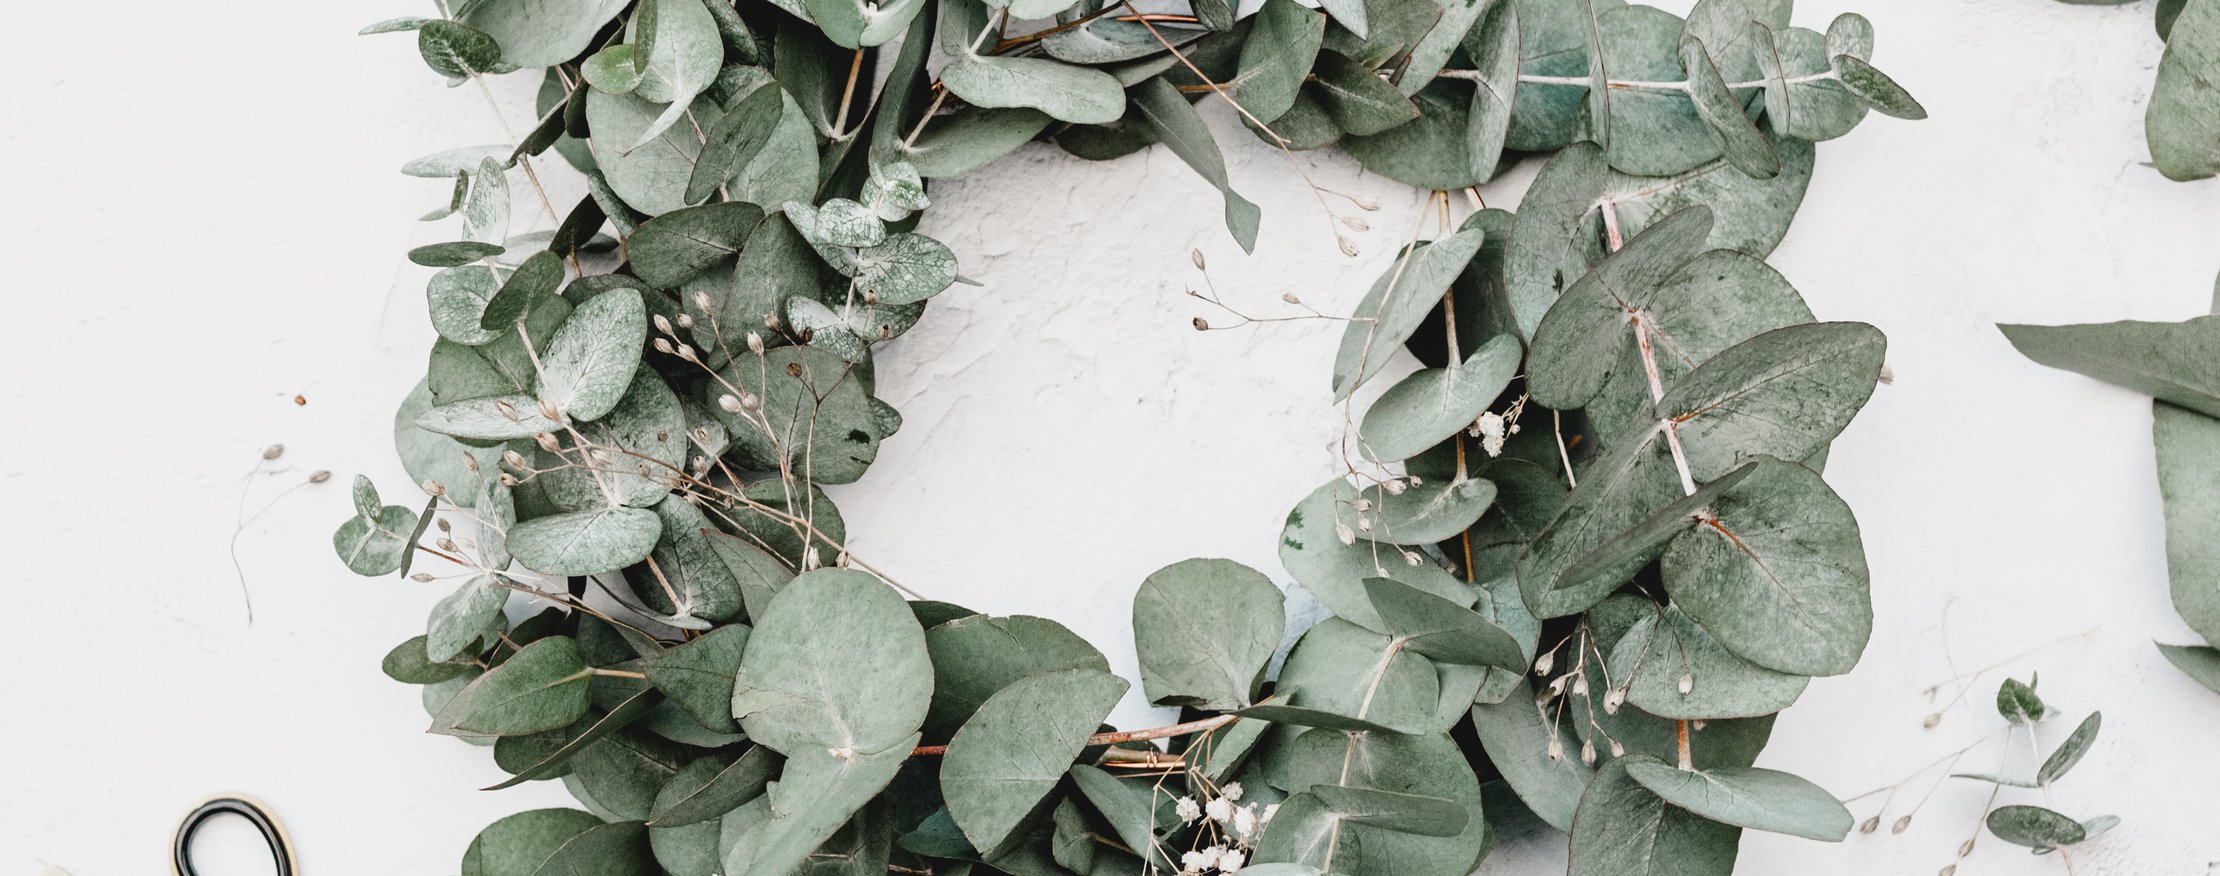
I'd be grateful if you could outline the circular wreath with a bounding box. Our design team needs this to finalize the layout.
[335,0,1923,872]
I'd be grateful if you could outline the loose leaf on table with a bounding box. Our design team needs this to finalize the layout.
[432,637,594,737]
[941,668,1130,854]
[1622,760,1853,841]
[1986,805,2088,851]
[462,808,607,876]
[730,569,932,756]
[1132,557,1284,710]
[2038,712,2102,785]
[1567,755,1740,876]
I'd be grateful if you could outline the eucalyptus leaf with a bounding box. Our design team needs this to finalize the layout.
[1471,679,1592,831]
[463,809,608,876]
[649,746,776,827]
[1359,333,1521,463]
[1567,756,1739,876]
[2157,641,2220,694]
[509,507,663,576]
[2038,712,2102,785]
[1133,558,1283,710]
[629,203,765,288]
[1986,805,2087,851]
[1610,604,1807,719]
[1622,760,1852,841]
[731,569,932,756]
[942,668,1129,853]
[1238,0,1329,123]
[643,624,751,733]
[941,54,1126,125]
[924,614,1110,741]
[1332,228,1488,399]
[432,637,595,737]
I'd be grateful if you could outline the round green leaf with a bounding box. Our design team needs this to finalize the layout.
[508,506,663,575]
[730,568,932,755]
[1359,334,1521,463]
[1663,457,1870,676]
[1610,604,1807,719]
[1132,557,1285,710]
[941,668,1129,853]
[462,808,608,876]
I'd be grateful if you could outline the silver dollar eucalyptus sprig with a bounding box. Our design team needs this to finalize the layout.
[336,0,1922,872]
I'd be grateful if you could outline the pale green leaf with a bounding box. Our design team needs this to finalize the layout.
[1623,761,1851,841]
[1333,228,1488,398]
[1567,755,1739,875]
[731,569,931,755]
[432,637,595,736]
[1662,457,1870,676]
[941,54,1126,125]
[942,668,1129,853]
[508,506,663,575]
[1358,333,1521,463]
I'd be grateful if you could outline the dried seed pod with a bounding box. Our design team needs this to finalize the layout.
[1892,815,1911,834]
[1860,816,1880,834]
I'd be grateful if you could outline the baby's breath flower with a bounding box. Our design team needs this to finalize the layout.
[1222,782,1243,802]
[1175,795,1202,824]
[1206,796,1234,824]
[1218,849,1246,872]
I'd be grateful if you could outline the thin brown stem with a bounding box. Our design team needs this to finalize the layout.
[909,714,1237,757]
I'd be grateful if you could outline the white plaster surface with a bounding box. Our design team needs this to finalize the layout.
[5,0,2220,873]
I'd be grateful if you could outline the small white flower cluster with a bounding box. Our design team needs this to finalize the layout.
[1172,782,1277,875]
[1469,394,1530,458]
[1472,411,1520,457]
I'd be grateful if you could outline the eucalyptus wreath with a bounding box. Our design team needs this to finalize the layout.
[2054,0,2220,180]
[333,0,1925,872]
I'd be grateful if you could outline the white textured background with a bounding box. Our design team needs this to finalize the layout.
[6,0,2220,873]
